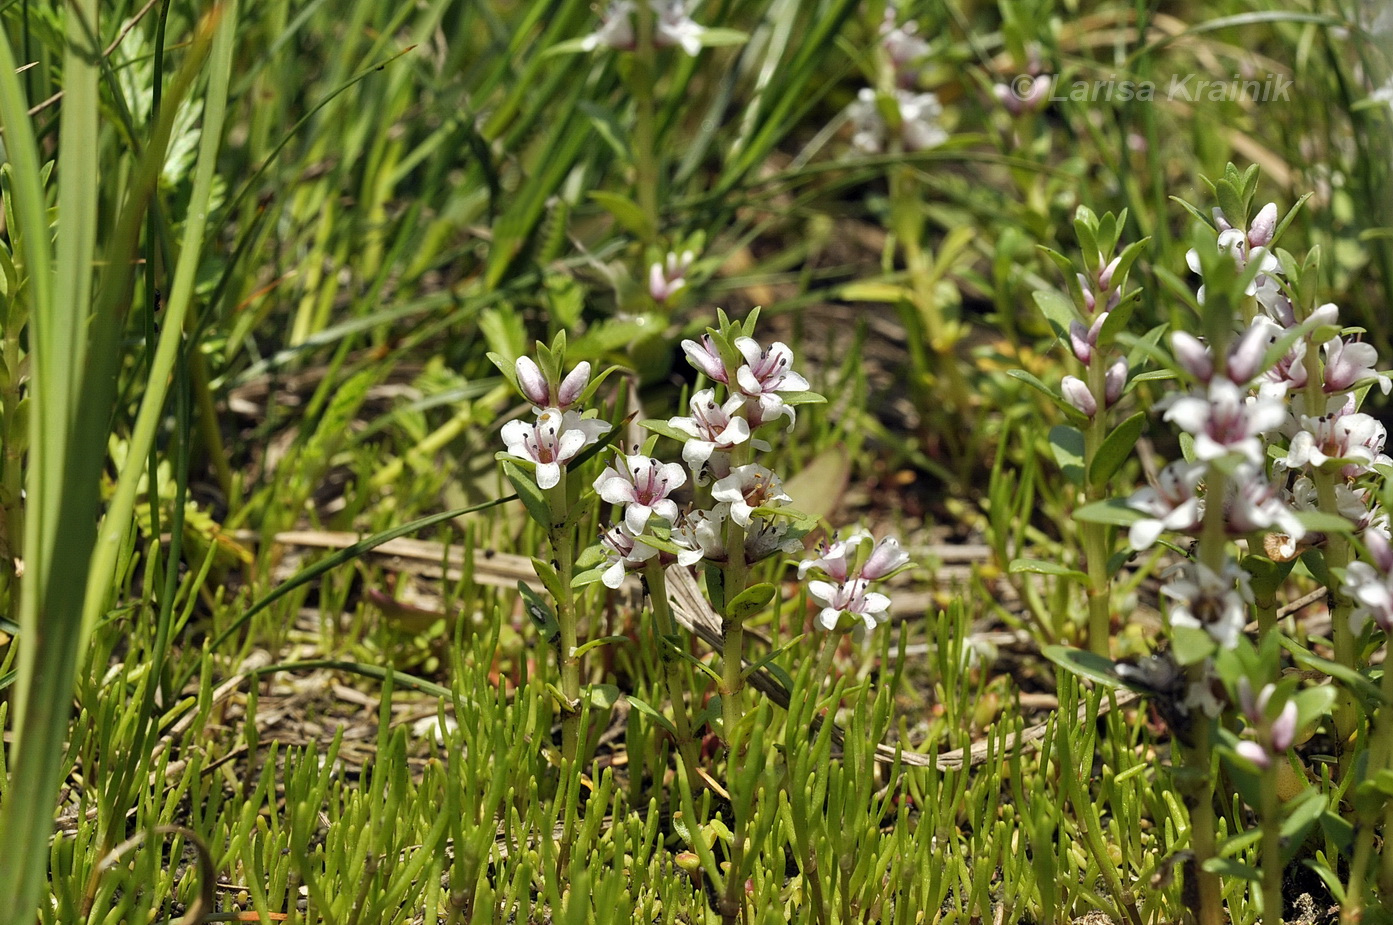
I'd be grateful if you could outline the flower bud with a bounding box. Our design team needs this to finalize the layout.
[1061,376,1096,417]
[1105,359,1127,406]
[1270,700,1298,753]
[1248,202,1278,249]
[862,536,910,580]
[1171,331,1213,381]
[557,361,592,408]
[515,356,551,407]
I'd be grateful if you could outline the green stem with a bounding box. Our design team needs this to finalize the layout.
[645,563,701,778]
[1186,718,1224,925]
[1081,352,1112,655]
[631,0,659,249]
[1258,758,1282,925]
[718,522,748,925]
[547,470,581,870]
[1344,650,1393,920]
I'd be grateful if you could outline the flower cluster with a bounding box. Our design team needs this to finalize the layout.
[590,317,821,590]
[580,0,709,56]
[499,352,612,490]
[1126,177,1392,663]
[1058,211,1135,420]
[799,532,910,635]
[844,9,948,154]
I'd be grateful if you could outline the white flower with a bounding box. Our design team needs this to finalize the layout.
[599,524,659,589]
[501,409,611,490]
[808,577,891,633]
[847,88,948,154]
[798,530,869,581]
[668,389,763,480]
[1282,394,1389,477]
[733,337,809,428]
[649,250,694,302]
[1127,460,1206,549]
[672,508,723,565]
[1163,379,1286,466]
[1161,559,1253,650]
[711,464,791,527]
[1322,336,1391,395]
[594,452,686,533]
[1185,204,1284,304]
[580,1,707,56]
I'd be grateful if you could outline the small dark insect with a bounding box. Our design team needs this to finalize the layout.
[1114,649,1199,745]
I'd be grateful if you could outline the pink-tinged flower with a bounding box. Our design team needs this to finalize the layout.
[847,88,948,154]
[1061,376,1095,417]
[1345,530,1393,633]
[880,8,929,83]
[1259,337,1308,398]
[1223,465,1306,549]
[1104,359,1127,406]
[501,409,611,490]
[599,524,659,589]
[1069,313,1108,364]
[1245,203,1279,248]
[668,389,765,480]
[515,356,551,407]
[1186,206,1284,304]
[1171,331,1214,382]
[1161,559,1253,650]
[862,536,910,580]
[649,250,695,302]
[808,577,891,634]
[580,1,707,56]
[1163,379,1286,466]
[797,530,870,582]
[733,337,809,427]
[711,464,791,526]
[514,357,592,412]
[1128,460,1206,549]
[1322,336,1391,395]
[681,335,729,383]
[594,452,686,533]
[1282,394,1390,477]
[1226,317,1282,385]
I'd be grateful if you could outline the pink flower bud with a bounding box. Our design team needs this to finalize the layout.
[557,362,592,408]
[1270,700,1298,753]
[1171,331,1213,381]
[681,335,728,383]
[1235,739,1270,769]
[1226,318,1279,385]
[1248,202,1278,249]
[1105,359,1127,406]
[1061,376,1096,417]
[515,356,551,407]
[862,536,910,580]
[1099,255,1121,292]
[1069,320,1093,364]
[1308,302,1340,327]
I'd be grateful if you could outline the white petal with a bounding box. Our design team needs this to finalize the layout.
[536,463,561,490]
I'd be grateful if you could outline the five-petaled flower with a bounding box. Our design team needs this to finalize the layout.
[808,577,891,633]
[733,337,809,428]
[594,452,687,533]
[712,464,791,527]
[501,409,611,490]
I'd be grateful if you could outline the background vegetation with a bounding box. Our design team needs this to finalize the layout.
[0,0,1389,922]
